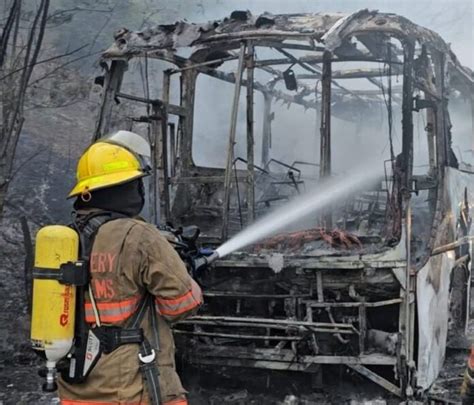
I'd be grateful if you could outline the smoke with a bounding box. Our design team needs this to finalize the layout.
[104,1,471,173]
[216,159,384,257]
[78,1,472,224]
[192,64,403,174]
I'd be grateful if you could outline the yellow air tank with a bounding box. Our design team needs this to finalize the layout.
[31,225,79,391]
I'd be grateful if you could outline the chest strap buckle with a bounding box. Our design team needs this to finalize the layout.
[138,349,156,364]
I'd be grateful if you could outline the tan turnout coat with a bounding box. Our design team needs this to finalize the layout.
[58,217,202,405]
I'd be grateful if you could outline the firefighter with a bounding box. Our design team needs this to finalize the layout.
[59,133,202,405]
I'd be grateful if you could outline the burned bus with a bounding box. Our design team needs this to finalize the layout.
[93,10,474,400]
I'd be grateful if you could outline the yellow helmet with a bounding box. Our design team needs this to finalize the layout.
[68,141,147,198]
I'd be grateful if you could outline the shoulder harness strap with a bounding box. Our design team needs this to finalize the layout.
[127,295,162,405]
[72,211,162,405]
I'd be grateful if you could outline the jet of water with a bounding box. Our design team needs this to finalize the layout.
[215,160,384,258]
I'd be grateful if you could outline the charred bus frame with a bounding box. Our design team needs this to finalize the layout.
[94,10,474,399]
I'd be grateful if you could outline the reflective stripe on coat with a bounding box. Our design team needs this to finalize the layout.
[58,217,202,404]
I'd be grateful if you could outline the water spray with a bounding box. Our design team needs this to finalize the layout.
[201,160,384,265]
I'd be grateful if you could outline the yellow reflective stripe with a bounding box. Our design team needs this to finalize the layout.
[103,161,130,171]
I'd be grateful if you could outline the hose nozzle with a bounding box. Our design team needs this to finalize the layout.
[193,251,220,273]
[205,251,220,265]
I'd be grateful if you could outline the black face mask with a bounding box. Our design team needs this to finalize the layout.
[74,178,145,217]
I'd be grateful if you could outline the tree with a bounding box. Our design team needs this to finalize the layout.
[0,0,50,219]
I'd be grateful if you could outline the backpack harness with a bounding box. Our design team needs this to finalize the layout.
[33,211,162,404]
